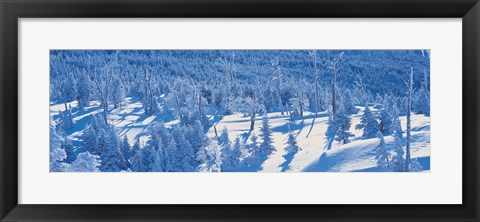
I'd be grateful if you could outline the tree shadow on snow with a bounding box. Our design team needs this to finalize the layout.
[279,152,296,172]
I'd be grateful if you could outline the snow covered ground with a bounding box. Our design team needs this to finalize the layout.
[205,106,430,172]
[51,99,430,172]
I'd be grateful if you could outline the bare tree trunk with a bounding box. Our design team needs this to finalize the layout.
[250,112,256,131]
[64,100,68,112]
[299,101,304,117]
[332,70,337,117]
[101,98,108,125]
[198,93,203,115]
[213,125,219,137]
[249,94,257,131]
[315,80,319,116]
[329,52,343,117]
[310,50,320,117]
[405,68,413,172]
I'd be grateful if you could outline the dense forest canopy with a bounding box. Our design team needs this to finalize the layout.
[49,50,430,173]
[50,50,429,110]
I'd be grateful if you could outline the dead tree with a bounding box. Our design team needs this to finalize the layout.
[327,52,344,117]
[405,67,413,172]
[91,52,118,125]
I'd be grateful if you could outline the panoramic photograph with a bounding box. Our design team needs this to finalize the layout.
[49,50,430,172]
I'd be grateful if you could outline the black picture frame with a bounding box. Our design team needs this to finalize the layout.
[1,0,479,221]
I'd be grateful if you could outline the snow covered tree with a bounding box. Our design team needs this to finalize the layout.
[61,136,76,164]
[67,151,101,172]
[333,110,354,145]
[140,144,155,172]
[390,103,405,172]
[354,74,367,105]
[309,50,322,116]
[378,99,393,135]
[111,76,125,109]
[58,110,74,131]
[99,126,126,172]
[251,94,266,131]
[342,89,359,115]
[90,52,119,125]
[375,131,390,171]
[414,69,430,116]
[269,58,285,114]
[151,149,164,172]
[131,149,146,172]
[218,127,230,147]
[280,130,300,172]
[76,72,91,110]
[198,141,223,172]
[405,68,413,172]
[285,131,300,154]
[132,139,141,155]
[171,126,196,172]
[50,126,68,172]
[250,133,259,154]
[290,82,309,117]
[58,72,77,112]
[355,105,379,139]
[327,52,344,116]
[142,67,157,116]
[326,98,354,149]
[81,124,99,155]
[163,138,176,172]
[217,52,237,112]
[222,137,242,172]
[259,115,275,156]
[120,136,133,163]
[185,120,207,154]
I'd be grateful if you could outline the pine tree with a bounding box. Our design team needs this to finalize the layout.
[120,136,132,163]
[81,124,99,155]
[99,126,126,172]
[163,138,176,172]
[375,131,390,171]
[259,115,275,156]
[141,144,156,172]
[61,136,76,164]
[50,126,69,172]
[285,131,300,155]
[326,99,354,149]
[59,72,77,112]
[68,151,101,172]
[76,72,91,110]
[390,103,405,172]
[416,70,430,116]
[378,97,393,135]
[111,76,125,109]
[334,111,354,145]
[217,127,229,146]
[59,110,74,131]
[185,120,206,154]
[281,131,300,172]
[250,133,259,154]
[151,149,164,172]
[132,139,141,155]
[355,105,379,139]
[131,149,145,172]
[171,126,196,172]
[222,137,242,172]
[198,141,222,172]
[342,89,359,115]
